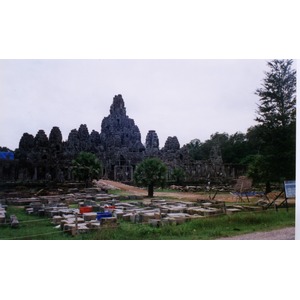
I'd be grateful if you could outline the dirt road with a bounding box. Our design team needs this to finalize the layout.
[218,226,295,240]
[97,179,237,202]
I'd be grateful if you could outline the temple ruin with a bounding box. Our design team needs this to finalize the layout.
[0,94,242,183]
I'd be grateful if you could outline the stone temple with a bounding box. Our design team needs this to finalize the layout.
[0,94,241,183]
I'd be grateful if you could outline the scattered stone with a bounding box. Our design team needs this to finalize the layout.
[10,215,19,228]
[226,208,242,214]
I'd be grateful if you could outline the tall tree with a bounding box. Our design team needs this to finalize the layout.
[134,158,167,197]
[255,60,296,128]
[251,59,296,191]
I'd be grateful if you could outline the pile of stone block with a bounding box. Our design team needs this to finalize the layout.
[25,201,78,217]
[107,198,228,227]
[169,185,232,193]
[5,189,120,206]
[2,187,267,236]
[49,207,118,236]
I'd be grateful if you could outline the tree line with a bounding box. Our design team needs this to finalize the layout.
[135,59,296,195]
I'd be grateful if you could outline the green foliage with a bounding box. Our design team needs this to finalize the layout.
[250,59,296,185]
[245,154,270,184]
[255,59,296,128]
[187,132,255,165]
[133,158,167,197]
[185,60,296,187]
[72,152,102,186]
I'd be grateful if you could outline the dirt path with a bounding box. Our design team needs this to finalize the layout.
[97,179,148,195]
[97,179,238,202]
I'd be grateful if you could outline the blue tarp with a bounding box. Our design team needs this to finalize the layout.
[0,152,14,160]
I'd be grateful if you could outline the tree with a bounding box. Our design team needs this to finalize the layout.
[72,152,102,187]
[134,158,167,197]
[255,60,296,128]
[250,59,296,191]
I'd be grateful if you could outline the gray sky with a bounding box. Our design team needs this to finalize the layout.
[0,59,271,150]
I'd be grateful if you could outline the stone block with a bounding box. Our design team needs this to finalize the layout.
[148,219,161,227]
[167,207,184,213]
[52,216,63,225]
[242,205,263,212]
[26,208,34,214]
[65,223,90,235]
[84,188,101,194]
[82,212,97,221]
[49,210,60,217]
[161,217,178,226]
[130,214,138,223]
[95,196,112,202]
[226,208,241,214]
[141,212,161,223]
[186,207,223,217]
[114,211,124,219]
[89,222,101,230]
[122,213,133,221]
[10,215,19,228]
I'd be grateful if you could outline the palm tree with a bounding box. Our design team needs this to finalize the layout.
[134,158,167,197]
[72,152,102,187]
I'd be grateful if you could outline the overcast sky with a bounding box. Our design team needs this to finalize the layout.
[0,59,271,150]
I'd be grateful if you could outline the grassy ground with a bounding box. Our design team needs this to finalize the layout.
[92,208,295,240]
[0,205,295,240]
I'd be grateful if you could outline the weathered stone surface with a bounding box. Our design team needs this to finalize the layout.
[64,223,90,235]
[226,208,242,214]
[162,136,180,152]
[145,130,159,155]
[99,94,145,181]
[52,216,63,225]
[82,212,97,221]
[88,222,101,229]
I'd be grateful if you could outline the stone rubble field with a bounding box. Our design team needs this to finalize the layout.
[1,186,266,236]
